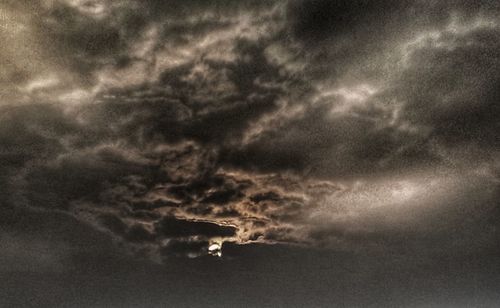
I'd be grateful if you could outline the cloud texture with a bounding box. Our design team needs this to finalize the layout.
[1,0,499,264]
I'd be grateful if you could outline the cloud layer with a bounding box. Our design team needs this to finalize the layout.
[1,0,499,262]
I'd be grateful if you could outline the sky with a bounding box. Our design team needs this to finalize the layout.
[1,0,500,307]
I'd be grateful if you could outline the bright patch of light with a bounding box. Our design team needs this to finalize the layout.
[391,181,417,201]
[314,84,379,115]
[208,242,222,257]
[58,89,93,105]
[24,75,60,93]
[326,85,377,102]
[68,0,107,18]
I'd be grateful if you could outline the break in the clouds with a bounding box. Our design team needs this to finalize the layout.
[1,0,499,263]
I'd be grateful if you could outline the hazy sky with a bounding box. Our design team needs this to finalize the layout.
[1,1,499,307]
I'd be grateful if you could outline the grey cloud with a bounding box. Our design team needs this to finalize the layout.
[160,239,210,258]
[23,145,154,210]
[155,216,237,238]
[1,0,499,264]
[391,25,500,147]
[221,99,438,179]
[285,0,500,82]
[1,1,500,306]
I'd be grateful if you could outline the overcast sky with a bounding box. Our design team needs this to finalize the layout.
[1,1,500,307]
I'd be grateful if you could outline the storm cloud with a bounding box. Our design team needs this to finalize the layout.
[1,1,500,306]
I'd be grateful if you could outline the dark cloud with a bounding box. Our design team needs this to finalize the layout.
[221,100,438,179]
[288,0,407,43]
[249,191,281,203]
[201,188,244,205]
[0,104,73,164]
[125,224,156,243]
[286,0,500,83]
[23,145,153,209]
[1,1,500,305]
[155,217,237,238]
[391,25,500,147]
[160,239,210,258]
